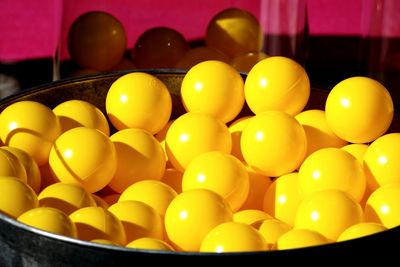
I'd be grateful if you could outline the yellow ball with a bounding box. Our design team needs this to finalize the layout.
[181,60,244,123]
[325,76,393,143]
[0,148,27,183]
[295,189,363,241]
[91,239,119,246]
[49,127,117,193]
[18,207,77,238]
[126,237,174,251]
[0,101,61,166]
[228,116,251,162]
[108,128,166,193]
[337,222,387,242]
[364,133,400,190]
[165,112,231,172]
[295,109,347,158]
[230,52,268,73]
[240,167,272,211]
[341,143,369,163]
[298,148,366,202]
[244,56,310,116]
[241,111,307,177]
[0,176,38,218]
[252,219,292,249]
[1,146,41,193]
[263,172,302,226]
[106,72,172,134]
[119,180,177,218]
[233,209,272,225]
[365,183,400,228]
[69,207,126,245]
[175,46,229,69]
[276,229,330,250]
[108,200,163,243]
[200,222,268,252]
[182,151,249,211]
[53,100,110,136]
[91,194,109,209]
[164,189,232,252]
[38,182,96,215]
[205,8,264,59]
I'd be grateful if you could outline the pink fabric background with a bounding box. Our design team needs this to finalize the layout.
[1,0,399,61]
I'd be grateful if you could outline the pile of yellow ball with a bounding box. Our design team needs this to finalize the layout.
[0,56,398,253]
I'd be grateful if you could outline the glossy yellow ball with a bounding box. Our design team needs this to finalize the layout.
[241,111,307,177]
[240,167,272,211]
[244,56,310,116]
[233,209,272,225]
[181,60,244,123]
[182,151,249,211]
[337,222,387,242]
[295,189,363,241]
[164,189,232,252]
[276,229,330,250]
[252,219,292,249]
[200,222,268,252]
[0,148,27,183]
[126,238,174,251]
[325,76,393,143]
[18,207,77,238]
[165,112,231,172]
[106,72,172,134]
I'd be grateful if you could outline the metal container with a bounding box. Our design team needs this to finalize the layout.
[0,70,399,266]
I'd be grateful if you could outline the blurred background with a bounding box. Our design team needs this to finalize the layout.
[0,0,399,107]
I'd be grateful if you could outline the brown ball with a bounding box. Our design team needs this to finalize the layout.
[68,11,127,71]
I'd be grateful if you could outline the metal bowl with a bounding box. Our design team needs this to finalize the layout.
[0,70,399,266]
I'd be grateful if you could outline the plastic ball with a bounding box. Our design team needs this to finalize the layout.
[0,176,38,218]
[295,189,363,241]
[325,76,393,143]
[228,116,251,162]
[298,148,366,202]
[165,112,231,172]
[364,133,400,190]
[1,146,41,193]
[230,52,268,73]
[263,172,302,226]
[244,56,310,116]
[53,100,110,136]
[68,11,126,71]
[240,167,272,211]
[337,222,387,242]
[240,111,307,177]
[106,72,172,134]
[182,151,249,211]
[119,180,177,217]
[164,189,232,252]
[49,127,117,193]
[108,200,163,243]
[365,183,400,228]
[200,222,267,252]
[276,229,330,250]
[252,219,292,249]
[181,60,244,123]
[0,101,61,166]
[175,46,229,69]
[18,207,77,238]
[233,209,272,225]
[295,109,347,158]
[206,8,264,59]
[126,238,174,251]
[132,27,188,68]
[69,207,126,245]
[38,182,96,215]
[0,148,27,183]
[108,128,166,193]
[341,143,369,163]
